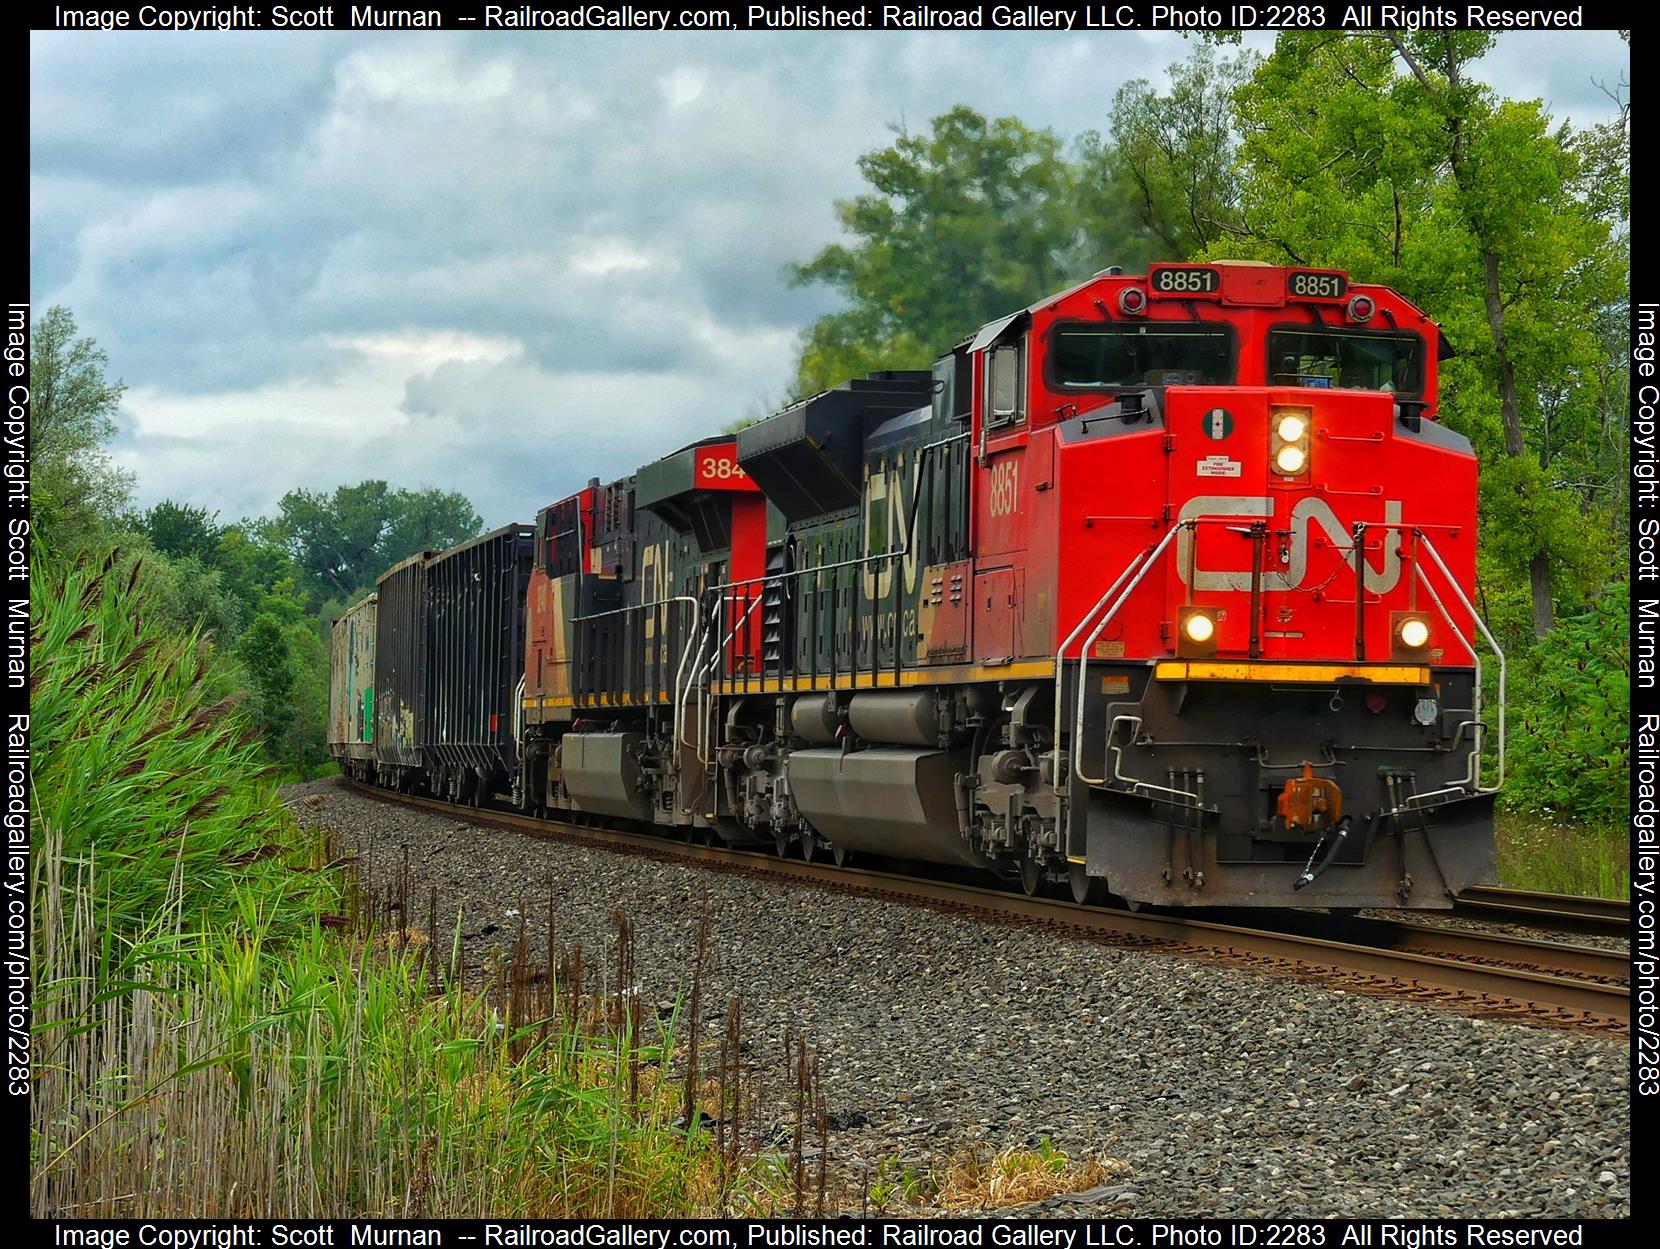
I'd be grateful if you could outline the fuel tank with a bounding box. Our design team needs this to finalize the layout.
[786,747,987,868]
[562,732,654,821]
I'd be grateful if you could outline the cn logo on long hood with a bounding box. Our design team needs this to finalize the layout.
[862,456,924,600]
[1175,496,1404,593]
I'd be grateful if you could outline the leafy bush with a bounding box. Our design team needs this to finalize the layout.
[1503,577,1629,826]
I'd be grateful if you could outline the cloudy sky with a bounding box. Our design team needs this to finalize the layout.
[31,28,1628,528]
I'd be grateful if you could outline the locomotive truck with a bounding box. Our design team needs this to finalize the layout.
[331,261,1502,910]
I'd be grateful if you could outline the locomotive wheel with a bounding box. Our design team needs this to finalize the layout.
[774,831,791,858]
[1068,862,1105,906]
[1019,857,1043,897]
[832,844,853,868]
[800,838,816,864]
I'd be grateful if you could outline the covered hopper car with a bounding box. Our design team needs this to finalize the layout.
[326,592,377,780]
[331,262,1502,910]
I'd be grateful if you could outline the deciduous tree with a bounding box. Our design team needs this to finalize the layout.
[273,480,483,601]
[1100,44,1254,258]
[790,107,1104,395]
[134,499,224,563]
[1217,32,1624,637]
[30,305,134,537]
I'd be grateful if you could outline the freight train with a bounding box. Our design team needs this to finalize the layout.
[330,262,1503,909]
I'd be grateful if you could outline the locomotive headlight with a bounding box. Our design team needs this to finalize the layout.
[1397,617,1430,649]
[1391,611,1433,659]
[1178,607,1219,656]
[1269,405,1312,479]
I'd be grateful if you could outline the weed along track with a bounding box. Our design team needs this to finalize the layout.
[339,778,1628,1034]
[292,778,1631,1219]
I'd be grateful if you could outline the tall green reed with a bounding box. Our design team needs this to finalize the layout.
[30,546,764,1217]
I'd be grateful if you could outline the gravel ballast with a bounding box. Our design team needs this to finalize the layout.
[287,778,1630,1218]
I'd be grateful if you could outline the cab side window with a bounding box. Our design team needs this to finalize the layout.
[986,341,1025,430]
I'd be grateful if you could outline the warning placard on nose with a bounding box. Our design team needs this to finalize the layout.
[1197,454,1243,478]
[1202,407,1234,439]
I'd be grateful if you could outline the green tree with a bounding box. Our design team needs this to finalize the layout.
[282,620,333,773]
[1219,32,1625,637]
[275,480,393,601]
[144,553,244,647]
[133,499,224,562]
[1506,579,1630,826]
[1101,44,1255,258]
[380,486,488,566]
[789,107,1093,395]
[29,305,133,538]
[272,480,482,602]
[238,611,298,750]
[214,521,309,618]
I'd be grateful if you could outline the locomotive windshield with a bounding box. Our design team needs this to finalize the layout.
[1268,328,1424,395]
[1050,324,1232,389]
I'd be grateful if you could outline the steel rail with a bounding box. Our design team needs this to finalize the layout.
[1255,911,1629,983]
[1451,886,1631,938]
[337,779,1629,1028]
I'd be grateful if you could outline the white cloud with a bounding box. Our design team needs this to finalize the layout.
[334,41,520,108]
[34,29,1628,530]
[568,239,659,277]
[661,65,707,110]
[333,329,521,364]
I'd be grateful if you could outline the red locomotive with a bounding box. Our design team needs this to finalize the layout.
[333,262,1501,909]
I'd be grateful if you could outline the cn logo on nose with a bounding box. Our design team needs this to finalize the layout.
[1175,496,1405,593]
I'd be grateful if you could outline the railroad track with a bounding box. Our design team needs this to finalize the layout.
[1451,885,1630,938]
[337,779,1630,1033]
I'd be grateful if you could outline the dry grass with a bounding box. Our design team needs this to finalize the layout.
[930,1143,1131,1212]
[30,824,726,1218]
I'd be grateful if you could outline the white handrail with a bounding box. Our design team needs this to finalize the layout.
[1072,523,1187,786]
[661,595,702,765]
[695,592,767,765]
[1405,566,1483,800]
[1414,534,1506,794]
[1052,525,1502,815]
[1106,714,1202,804]
[512,674,525,746]
[1049,545,1158,797]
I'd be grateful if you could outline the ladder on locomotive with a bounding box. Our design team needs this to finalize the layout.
[760,541,795,683]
